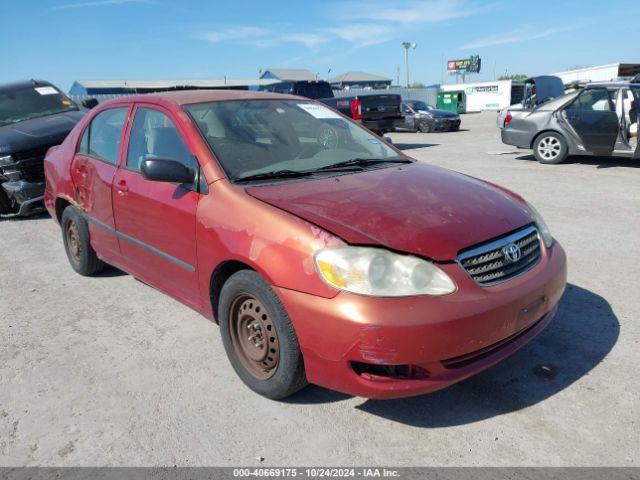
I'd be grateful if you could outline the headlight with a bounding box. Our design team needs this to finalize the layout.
[524,201,553,248]
[0,155,14,166]
[314,247,456,297]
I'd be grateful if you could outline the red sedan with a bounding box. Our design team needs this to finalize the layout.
[44,90,567,399]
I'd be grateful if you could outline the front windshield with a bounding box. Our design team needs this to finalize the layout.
[0,85,78,127]
[409,101,431,111]
[185,100,404,182]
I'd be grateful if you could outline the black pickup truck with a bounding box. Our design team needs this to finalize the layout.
[260,81,403,135]
[0,80,85,216]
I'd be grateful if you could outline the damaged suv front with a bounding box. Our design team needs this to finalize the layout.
[0,80,84,216]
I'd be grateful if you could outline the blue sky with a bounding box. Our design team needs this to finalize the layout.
[1,0,637,91]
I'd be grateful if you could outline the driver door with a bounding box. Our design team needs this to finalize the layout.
[562,88,619,156]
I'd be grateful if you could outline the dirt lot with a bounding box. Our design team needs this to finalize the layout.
[1,111,638,466]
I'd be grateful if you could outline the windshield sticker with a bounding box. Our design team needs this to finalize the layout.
[297,103,341,119]
[35,86,58,95]
[367,138,381,144]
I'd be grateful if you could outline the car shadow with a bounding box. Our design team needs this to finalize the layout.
[516,153,639,169]
[355,283,618,427]
[393,143,439,151]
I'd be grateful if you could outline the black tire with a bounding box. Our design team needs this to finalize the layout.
[417,121,431,133]
[218,270,307,399]
[0,185,13,215]
[61,206,104,276]
[533,132,568,164]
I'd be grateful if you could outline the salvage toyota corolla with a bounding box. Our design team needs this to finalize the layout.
[44,90,567,399]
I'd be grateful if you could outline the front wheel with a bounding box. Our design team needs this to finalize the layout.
[417,121,431,133]
[61,206,104,276]
[533,132,568,164]
[0,186,13,215]
[218,270,307,399]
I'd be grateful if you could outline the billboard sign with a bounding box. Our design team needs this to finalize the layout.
[447,55,481,74]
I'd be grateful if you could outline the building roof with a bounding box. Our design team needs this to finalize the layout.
[72,78,278,90]
[260,69,316,81]
[328,71,391,84]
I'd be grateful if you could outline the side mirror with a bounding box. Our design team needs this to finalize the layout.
[81,98,99,109]
[383,136,393,144]
[141,158,194,184]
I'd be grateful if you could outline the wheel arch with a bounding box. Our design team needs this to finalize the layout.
[209,259,256,323]
[55,196,72,223]
[530,129,567,149]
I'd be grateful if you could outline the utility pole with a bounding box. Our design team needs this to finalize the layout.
[402,42,417,87]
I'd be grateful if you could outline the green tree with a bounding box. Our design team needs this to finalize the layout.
[409,82,426,88]
[497,73,528,81]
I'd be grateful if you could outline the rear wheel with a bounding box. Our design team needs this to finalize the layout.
[218,270,307,399]
[533,132,568,164]
[61,206,104,276]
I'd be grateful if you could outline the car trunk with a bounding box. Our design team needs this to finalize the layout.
[358,94,402,121]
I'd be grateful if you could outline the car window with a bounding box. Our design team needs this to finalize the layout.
[184,99,402,181]
[79,107,128,164]
[0,84,78,127]
[568,89,612,112]
[401,104,412,114]
[126,108,195,172]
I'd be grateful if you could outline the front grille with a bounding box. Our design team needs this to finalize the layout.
[458,225,541,286]
[9,147,49,183]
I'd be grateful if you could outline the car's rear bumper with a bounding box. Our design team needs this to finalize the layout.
[276,242,567,399]
[501,127,534,149]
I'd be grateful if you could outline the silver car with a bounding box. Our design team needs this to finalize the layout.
[501,81,639,164]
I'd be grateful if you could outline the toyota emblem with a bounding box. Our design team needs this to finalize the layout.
[503,243,522,263]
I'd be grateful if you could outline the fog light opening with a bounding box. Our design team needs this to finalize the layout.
[351,362,429,381]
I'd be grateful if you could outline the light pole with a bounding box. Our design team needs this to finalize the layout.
[402,42,417,87]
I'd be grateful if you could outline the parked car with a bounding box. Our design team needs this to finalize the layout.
[397,100,461,133]
[260,80,403,135]
[497,76,566,129]
[45,90,567,400]
[0,80,86,216]
[502,81,639,164]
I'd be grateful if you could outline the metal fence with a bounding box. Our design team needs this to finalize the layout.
[332,87,439,105]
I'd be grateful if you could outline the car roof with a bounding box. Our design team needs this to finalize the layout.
[98,89,302,109]
[0,79,55,93]
[587,81,640,88]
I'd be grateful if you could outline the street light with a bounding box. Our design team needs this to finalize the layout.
[402,42,417,87]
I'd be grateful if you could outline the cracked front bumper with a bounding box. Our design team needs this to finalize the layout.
[276,243,567,399]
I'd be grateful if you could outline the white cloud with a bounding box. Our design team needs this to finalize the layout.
[326,24,395,47]
[460,26,572,49]
[340,0,486,24]
[195,26,272,44]
[282,33,328,49]
[54,0,153,9]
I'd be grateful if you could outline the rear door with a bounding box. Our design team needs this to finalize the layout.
[70,106,130,263]
[112,104,202,309]
[561,88,619,156]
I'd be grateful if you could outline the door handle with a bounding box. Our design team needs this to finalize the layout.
[115,180,129,194]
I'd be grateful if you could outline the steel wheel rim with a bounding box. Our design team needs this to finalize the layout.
[229,294,280,380]
[66,221,81,266]
[538,136,561,160]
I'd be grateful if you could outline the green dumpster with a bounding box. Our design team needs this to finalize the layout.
[437,91,466,114]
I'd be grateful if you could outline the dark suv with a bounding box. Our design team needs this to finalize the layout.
[0,80,85,216]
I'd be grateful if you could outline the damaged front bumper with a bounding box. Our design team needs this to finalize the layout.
[276,243,567,399]
[0,155,46,215]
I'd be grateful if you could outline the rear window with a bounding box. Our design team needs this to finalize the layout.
[0,84,78,127]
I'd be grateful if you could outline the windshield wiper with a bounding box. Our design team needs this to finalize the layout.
[315,157,412,171]
[233,169,316,183]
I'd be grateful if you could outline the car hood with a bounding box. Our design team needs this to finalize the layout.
[422,108,459,118]
[245,162,533,261]
[0,110,85,155]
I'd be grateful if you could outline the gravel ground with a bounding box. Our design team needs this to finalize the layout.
[1,111,638,466]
